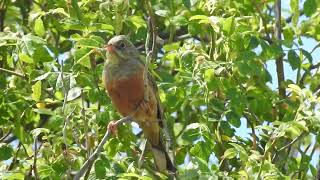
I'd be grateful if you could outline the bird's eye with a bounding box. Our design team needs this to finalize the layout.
[119,42,126,49]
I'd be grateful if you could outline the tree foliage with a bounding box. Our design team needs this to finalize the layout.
[0,0,319,179]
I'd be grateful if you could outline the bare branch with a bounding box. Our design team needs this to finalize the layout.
[274,0,286,118]
[33,138,39,180]
[73,116,132,180]
[7,142,21,171]
[143,0,157,102]
[0,129,12,142]
[278,132,306,152]
[0,67,26,79]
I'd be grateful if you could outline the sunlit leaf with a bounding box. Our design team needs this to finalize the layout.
[34,17,45,36]
[223,148,237,159]
[31,128,50,137]
[32,81,42,102]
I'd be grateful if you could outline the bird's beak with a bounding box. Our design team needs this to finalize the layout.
[105,44,115,53]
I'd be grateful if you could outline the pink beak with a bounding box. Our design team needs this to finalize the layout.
[105,44,115,53]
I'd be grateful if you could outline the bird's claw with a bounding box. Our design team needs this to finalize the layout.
[107,121,118,137]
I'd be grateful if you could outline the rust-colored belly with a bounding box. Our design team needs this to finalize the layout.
[106,71,144,117]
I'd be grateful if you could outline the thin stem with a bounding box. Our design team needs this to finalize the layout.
[278,132,306,152]
[143,0,157,102]
[209,29,215,61]
[0,67,26,79]
[7,142,21,171]
[73,116,132,180]
[258,138,276,178]
[33,138,39,180]
[0,129,11,142]
[246,115,257,150]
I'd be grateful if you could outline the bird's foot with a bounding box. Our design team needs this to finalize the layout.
[107,120,118,137]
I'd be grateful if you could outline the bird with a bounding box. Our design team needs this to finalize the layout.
[102,35,176,173]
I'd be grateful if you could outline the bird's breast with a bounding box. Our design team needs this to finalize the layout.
[105,69,145,116]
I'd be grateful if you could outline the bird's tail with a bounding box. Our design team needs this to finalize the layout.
[151,138,176,173]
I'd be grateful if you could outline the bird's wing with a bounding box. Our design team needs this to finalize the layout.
[147,72,173,147]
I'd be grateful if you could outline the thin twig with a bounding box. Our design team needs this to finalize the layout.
[298,143,312,179]
[0,67,26,79]
[73,116,132,180]
[0,129,12,142]
[209,29,215,61]
[252,0,271,41]
[33,138,39,180]
[138,139,147,168]
[7,142,21,171]
[143,0,157,102]
[244,113,257,150]
[278,132,306,152]
[60,57,72,164]
[257,138,276,178]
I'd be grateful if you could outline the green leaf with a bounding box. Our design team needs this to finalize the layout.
[0,143,13,161]
[301,49,313,63]
[22,34,46,44]
[1,173,24,180]
[118,173,153,180]
[230,143,248,162]
[128,16,146,30]
[49,8,70,17]
[38,164,55,178]
[19,53,34,63]
[76,37,103,48]
[288,50,300,70]
[283,27,294,47]
[189,15,209,24]
[155,10,169,17]
[222,16,234,35]
[34,17,45,36]
[94,159,106,179]
[67,87,82,101]
[223,148,237,159]
[303,0,317,17]
[182,0,191,8]
[33,72,51,81]
[71,0,82,20]
[75,48,93,68]
[31,128,50,137]
[288,84,302,95]
[32,45,53,62]
[290,0,299,26]
[32,81,42,102]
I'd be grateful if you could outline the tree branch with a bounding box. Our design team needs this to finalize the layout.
[143,0,157,102]
[278,132,306,152]
[257,138,276,178]
[274,0,285,118]
[33,138,39,180]
[73,116,132,180]
[0,128,11,142]
[0,67,26,79]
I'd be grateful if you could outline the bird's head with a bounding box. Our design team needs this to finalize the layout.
[105,35,139,63]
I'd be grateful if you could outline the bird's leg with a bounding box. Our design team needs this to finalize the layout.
[107,121,118,137]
